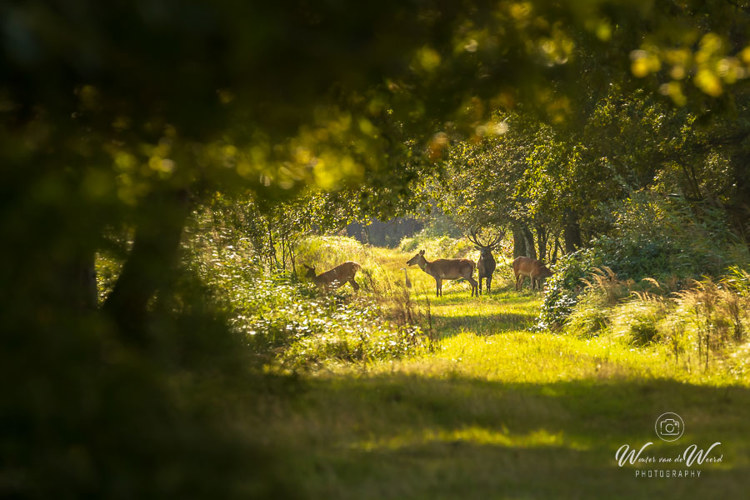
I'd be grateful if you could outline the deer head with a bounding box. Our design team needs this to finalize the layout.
[303,264,317,279]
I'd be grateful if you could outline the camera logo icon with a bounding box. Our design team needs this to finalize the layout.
[655,412,685,442]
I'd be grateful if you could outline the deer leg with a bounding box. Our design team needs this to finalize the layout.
[468,277,478,297]
[435,278,442,297]
[487,276,492,294]
[349,279,360,291]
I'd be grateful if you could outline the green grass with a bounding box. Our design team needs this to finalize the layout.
[246,239,750,498]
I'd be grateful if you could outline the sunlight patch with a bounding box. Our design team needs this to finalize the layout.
[355,426,587,452]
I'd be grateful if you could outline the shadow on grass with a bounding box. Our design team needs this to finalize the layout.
[267,373,750,499]
[432,313,538,336]
[411,289,544,307]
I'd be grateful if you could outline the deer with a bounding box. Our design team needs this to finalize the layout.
[406,250,478,297]
[512,256,553,292]
[467,229,503,295]
[303,261,361,291]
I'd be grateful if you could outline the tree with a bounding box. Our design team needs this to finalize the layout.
[3,0,750,496]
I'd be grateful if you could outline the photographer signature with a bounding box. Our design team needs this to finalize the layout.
[615,442,723,468]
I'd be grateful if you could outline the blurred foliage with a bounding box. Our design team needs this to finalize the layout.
[4,0,750,496]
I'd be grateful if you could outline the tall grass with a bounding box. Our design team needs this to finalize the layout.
[561,264,750,377]
[399,233,475,258]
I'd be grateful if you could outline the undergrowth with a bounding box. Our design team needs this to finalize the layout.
[562,265,750,376]
[182,229,435,372]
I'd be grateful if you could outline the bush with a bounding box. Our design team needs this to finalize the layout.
[563,294,610,337]
[537,248,602,330]
[187,229,432,371]
[564,267,637,337]
[564,266,750,376]
[592,193,746,281]
[628,311,661,346]
[295,235,370,276]
[538,193,750,331]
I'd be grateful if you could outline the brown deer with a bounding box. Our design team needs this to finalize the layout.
[467,229,503,295]
[512,256,553,291]
[303,261,361,291]
[406,250,478,297]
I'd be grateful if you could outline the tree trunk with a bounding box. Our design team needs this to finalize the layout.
[563,211,583,253]
[103,188,191,343]
[512,227,524,258]
[553,236,563,263]
[522,225,537,260]
[513,224,536,259]
[72,252,98,310]
[729,156,750,253]
[536,224,548,262]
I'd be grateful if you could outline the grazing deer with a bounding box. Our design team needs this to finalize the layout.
[406,250,478,297]
[512,256,553,291]
[467,229,503,295]
[304,261,361,291]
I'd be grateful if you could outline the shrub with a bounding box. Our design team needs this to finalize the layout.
[537,248,602,330]
[675,275,750,368]
[185,227,433,371]
[591,192,746,281]
[295,235,370,275]
[629,313,660,346]
[603,293,671,347]
[563,294,610,337]
[537,192,750,332]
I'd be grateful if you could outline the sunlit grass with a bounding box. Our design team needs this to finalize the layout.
[356,426,582,452]
[295,237,750,387]
[241,237,750,498]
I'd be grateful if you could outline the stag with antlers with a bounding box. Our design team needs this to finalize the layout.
[467,229,503,295]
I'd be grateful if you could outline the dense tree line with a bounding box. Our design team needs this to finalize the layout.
[438,85,750,263]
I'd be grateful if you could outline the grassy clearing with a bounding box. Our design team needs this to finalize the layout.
[241,239,750,498]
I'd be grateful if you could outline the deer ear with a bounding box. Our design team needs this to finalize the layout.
[420,250,425,255]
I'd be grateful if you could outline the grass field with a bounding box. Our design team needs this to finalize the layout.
[250,242,750,499]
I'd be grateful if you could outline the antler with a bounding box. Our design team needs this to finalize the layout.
[467,229,483,247]
[468,228,504,248]
[488,231,504,248]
